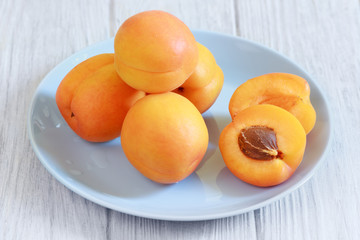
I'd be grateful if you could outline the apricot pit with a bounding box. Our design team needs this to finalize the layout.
[238,126,283,160]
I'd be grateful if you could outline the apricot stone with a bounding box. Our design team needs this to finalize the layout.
[121,92,209,184]
[114,10,198,93]
[219,104,306,187]
[173,43,224,113]
[229,73,316,134]
[56,54,145,142]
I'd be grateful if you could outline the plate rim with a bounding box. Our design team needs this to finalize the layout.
[27,30,333,221]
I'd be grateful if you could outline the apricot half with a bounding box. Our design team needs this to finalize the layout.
[219,104,306,187]
[229,73,316,134]
[121,92,209,184]
[114,10,198,93]
[173,43,224,113]
[56,54,145,142]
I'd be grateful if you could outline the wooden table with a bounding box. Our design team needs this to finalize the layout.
[1,0,359,239]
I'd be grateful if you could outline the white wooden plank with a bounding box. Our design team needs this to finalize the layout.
[110,0,236,36]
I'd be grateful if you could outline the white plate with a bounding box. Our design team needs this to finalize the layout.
[28,30,332,221]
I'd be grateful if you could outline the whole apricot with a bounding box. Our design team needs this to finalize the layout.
[121,92,209,184]
[181,42,218,89]
[56,54,145,142]
[219,104,306,187]
[114,10,198,93]
[229,73,316,134]
[173,43,224,113]
[174,65,224,113]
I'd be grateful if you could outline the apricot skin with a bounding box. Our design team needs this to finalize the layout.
[219,104,306,187]
[181,42,217,89]
[229,73,316,134]
[121,92,209,184]
[114,10,198,93]
[174,65,224,113]
[115,59,193,94]
[56,54,145,142]
[173,43,224,113]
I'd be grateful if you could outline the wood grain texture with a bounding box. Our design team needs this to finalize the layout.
[1,0,360,239]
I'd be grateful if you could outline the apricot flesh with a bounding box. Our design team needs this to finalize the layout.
[56,54,145,142]
[219,104,306,187]
[121,92,209,184]
[229,73,316,134]
[173,43,224,113]
[114,10,198,93]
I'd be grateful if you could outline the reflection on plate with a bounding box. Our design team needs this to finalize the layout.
[28,31,332,221]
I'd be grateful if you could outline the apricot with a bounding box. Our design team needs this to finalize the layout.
[121,92,209,184]
[181,43,218,89]
[173,43,224,113]
[229,73,316,134]
[219,104,306,187]
[114,10,198,93]
[56,54,145,142]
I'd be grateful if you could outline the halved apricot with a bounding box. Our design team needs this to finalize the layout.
[219,104,306,187]
[229,73,316,134]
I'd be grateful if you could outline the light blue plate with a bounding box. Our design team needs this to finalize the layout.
[28,31,332,221]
